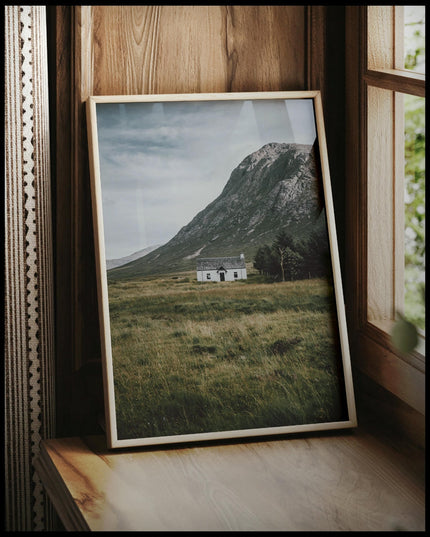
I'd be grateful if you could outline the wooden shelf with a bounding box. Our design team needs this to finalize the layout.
[35,429,425,531]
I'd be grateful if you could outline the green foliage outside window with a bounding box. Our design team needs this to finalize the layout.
[404,95,425,331]
[403,8,425,332]
[404,6,425,74]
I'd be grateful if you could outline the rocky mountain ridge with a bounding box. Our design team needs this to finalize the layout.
[108,142,325,280]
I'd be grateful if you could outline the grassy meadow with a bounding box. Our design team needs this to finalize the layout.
[107,269,347,440]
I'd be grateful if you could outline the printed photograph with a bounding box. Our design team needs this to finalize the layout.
[93,95,351,443]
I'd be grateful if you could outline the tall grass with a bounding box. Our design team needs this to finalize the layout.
[107,271,347,440]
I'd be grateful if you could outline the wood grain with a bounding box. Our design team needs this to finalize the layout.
[364,68,425,97]
[354,325,425,415]
[307,6,327,102]
[36,432,425,532]
[86,5,306,96]
[367,6,395,70]
[367,85,395,322]
[345,6,367,334]
[47,5,75,436]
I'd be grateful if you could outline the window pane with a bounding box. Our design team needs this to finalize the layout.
[404,6,425,74]
[404,93,425,331]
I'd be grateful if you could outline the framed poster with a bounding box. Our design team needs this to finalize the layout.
[86,91,357,449]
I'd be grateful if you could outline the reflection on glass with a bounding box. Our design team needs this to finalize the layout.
[404,6,425,74]
[404,93,425,331]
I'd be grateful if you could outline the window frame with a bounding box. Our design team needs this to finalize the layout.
[345,6,425,415]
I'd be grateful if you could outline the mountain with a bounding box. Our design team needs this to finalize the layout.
[108,142,326,280]
[106,245,161,270]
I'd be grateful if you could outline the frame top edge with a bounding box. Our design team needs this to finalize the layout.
[86,90,321,104]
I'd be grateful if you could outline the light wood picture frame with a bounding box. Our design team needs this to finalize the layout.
[86,91,357,449]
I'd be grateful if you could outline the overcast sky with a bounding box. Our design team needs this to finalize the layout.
[97,97,317,259]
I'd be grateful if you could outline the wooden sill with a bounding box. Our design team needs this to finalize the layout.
[35,428,425,532]
[352,323,425,416]
[368,318,425,365]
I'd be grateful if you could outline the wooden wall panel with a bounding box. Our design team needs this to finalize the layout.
[49,5,331,437]
[83,5,306,96]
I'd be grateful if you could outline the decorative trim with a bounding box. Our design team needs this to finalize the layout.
[4,5,55,531]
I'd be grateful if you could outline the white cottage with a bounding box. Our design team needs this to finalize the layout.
[196,254,247,282]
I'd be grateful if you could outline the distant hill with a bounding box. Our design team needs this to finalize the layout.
[106,245,161,270]
[108,142,326,280]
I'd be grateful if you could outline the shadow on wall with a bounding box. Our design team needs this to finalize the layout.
[68,359,105,436]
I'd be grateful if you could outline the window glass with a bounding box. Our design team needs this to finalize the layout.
[404,93,425,331]
[404,6,425,74]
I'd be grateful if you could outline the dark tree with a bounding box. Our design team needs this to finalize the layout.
[272,231,298,281]
[253,245,274,276]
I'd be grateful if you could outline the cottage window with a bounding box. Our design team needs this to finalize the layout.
[206,273,211,280]
[345,5,425,415]
[234,272,238,279]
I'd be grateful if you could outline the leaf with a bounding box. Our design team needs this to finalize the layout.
[390,316,418,354]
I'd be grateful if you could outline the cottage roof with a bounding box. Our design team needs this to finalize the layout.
[196,255,246,271]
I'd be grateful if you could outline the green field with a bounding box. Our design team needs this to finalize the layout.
[107,269,347,440]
